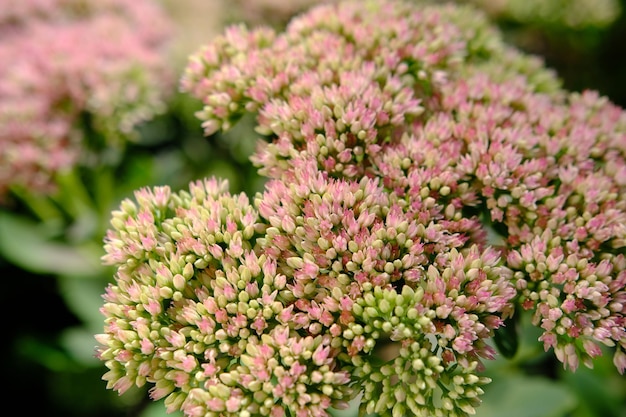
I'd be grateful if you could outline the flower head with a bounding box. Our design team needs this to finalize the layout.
[182,0,547,181]
[98,178,354,416]
[434,74,626,373]
[0,0,173,201]
[99,1,626,417]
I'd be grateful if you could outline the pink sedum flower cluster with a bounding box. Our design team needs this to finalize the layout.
[0,0,173,201]
[97,1,626,417]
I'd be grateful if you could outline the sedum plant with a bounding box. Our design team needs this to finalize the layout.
[0,0,173,203]
[95,1,626,416]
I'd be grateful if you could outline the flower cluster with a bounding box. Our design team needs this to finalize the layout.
[0,0,173,201]
[230,0,622,32]
[181,0,560,182]
[429,73,626,372]
[98,179,354,416]
[98,1,626,417]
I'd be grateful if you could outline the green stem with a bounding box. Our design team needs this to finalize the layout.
[52,168,96,220]
[9,185,64,224]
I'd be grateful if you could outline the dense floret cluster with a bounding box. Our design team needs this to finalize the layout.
[96,1,626,416]
[0,0,173,201]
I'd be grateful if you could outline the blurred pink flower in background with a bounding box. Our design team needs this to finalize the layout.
[0,0,174,201]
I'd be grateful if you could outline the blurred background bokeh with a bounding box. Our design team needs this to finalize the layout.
[1,0,625,416]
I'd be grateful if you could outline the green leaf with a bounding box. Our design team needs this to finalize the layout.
[0,210,101,276]
[476,374,578,417]
[61,326,103,366]
[493,315,520,359]
[560,353,626,417]
[58,274,112,331]
[140,400,183,417]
